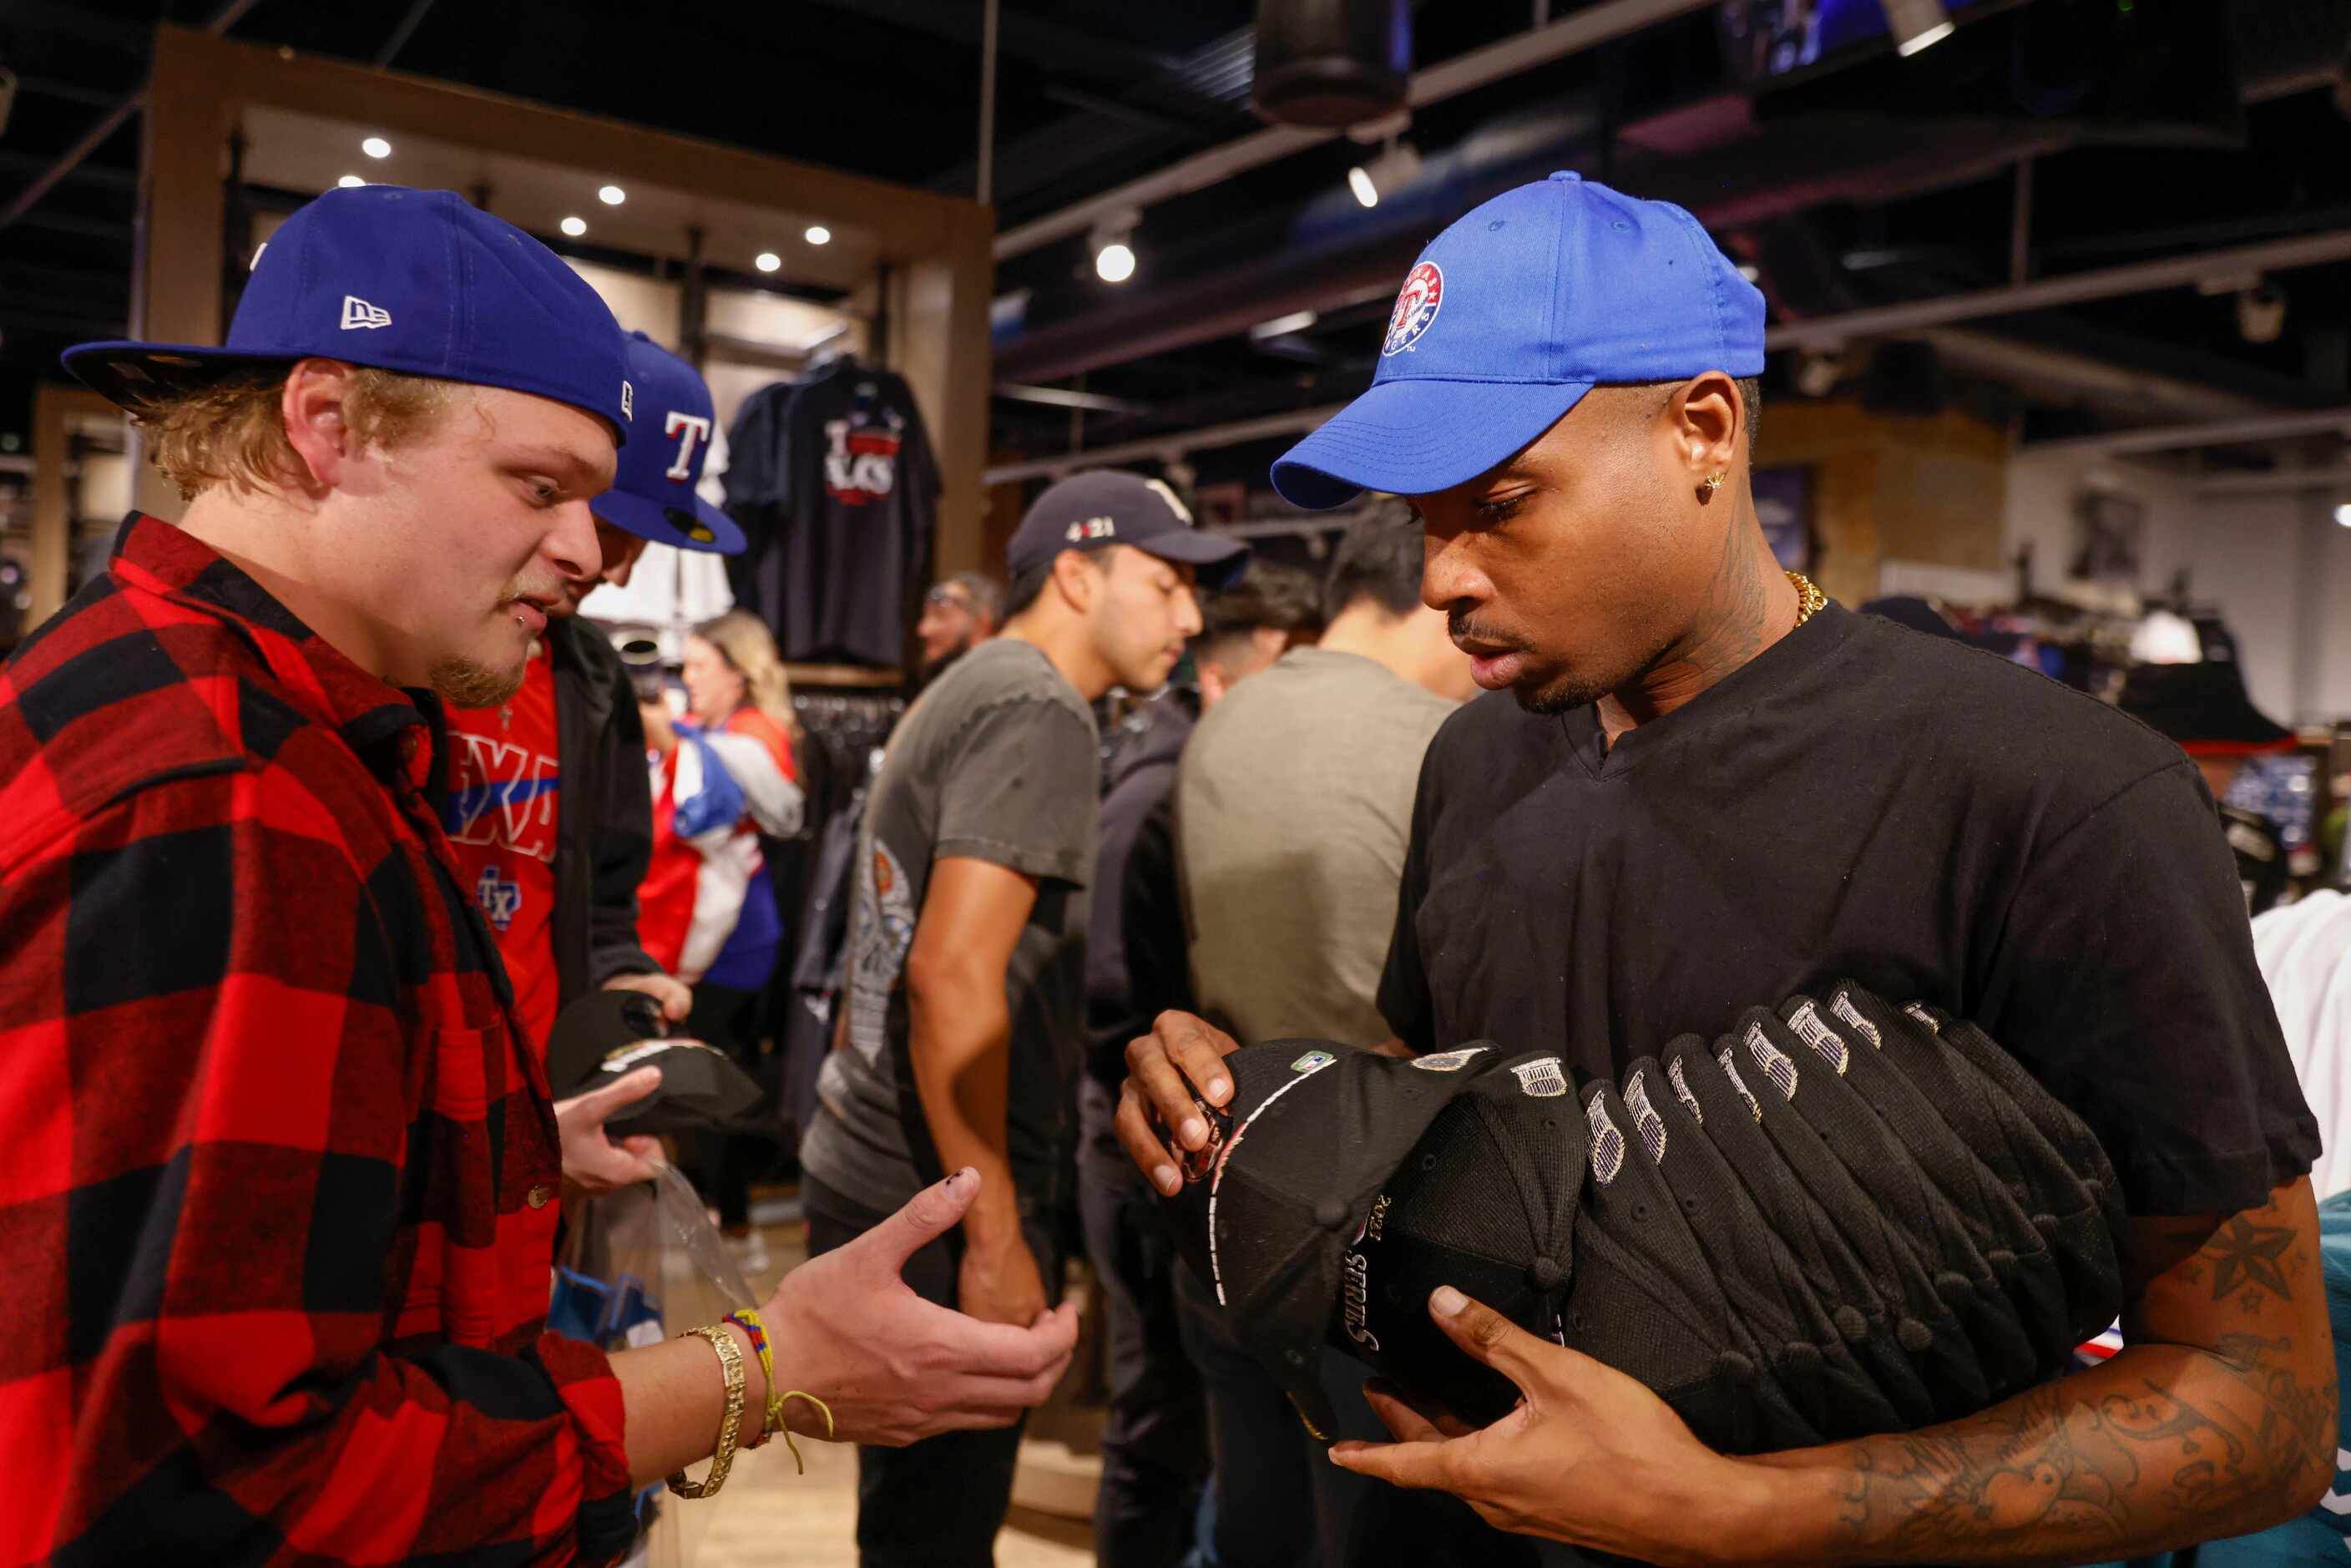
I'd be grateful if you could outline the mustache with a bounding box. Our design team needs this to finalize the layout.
[1449,612,1527,651]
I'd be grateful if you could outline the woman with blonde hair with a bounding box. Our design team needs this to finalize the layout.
[638,609,805,1262]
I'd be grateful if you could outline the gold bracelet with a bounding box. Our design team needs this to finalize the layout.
[666,1323,746,1499]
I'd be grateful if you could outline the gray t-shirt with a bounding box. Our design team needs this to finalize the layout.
[1176,647,1457,1048]
[802,638,1100,1213]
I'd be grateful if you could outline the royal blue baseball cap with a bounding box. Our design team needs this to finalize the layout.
[1270,172,1765,509]
[64,185,634,444]
[591,332,745,554]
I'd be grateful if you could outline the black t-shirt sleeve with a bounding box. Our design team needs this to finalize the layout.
[1983,758,2320,1217]
[1378,735,1443,1055]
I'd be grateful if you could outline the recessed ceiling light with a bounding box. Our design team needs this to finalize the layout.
[361,136,391,159]
[804,225,832,245]
[337,175,366,189]
[755,252,781,273]
[1095,241,1136,284]
[599,185,625,205]
[560,216,587,237]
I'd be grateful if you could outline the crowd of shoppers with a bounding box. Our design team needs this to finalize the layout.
[6,168,2334,1568]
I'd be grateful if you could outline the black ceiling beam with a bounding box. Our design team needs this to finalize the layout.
[0,2,154,53]
[0,150,134,191]
[8,73,123,110]
[782,0,1184,82]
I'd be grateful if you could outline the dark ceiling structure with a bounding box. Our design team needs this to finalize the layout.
[5,0,2351,488]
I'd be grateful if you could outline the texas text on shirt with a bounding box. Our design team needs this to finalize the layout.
[441,635,564,1049]
[0,516,631,1565]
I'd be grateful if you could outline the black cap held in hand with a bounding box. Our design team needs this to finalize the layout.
[1569,1076,1818,1453]
[1337,1051,1585,1428]
[544,988,763,1136]
[1158,1039,1507,1437]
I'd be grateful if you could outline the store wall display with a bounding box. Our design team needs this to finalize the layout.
[722,354,941,669]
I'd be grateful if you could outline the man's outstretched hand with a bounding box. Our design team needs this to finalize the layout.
[761,1167,1082,1447]
[1330,1286,1759,1565]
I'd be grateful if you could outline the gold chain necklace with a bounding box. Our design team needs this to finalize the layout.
[1787,569,1825,629]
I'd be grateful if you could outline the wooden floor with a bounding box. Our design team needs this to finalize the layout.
[642,1203,1104,1568]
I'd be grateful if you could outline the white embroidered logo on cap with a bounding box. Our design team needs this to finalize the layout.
[1716,1046,1763,1122]
[665,411,713,480]
[1787,1001,1850,1075]
[1064,515,1116,543]
[1585,1094,1625,1186]
[1409,1045,1489,1072]
[339,296,392,331]
[1666,1055,1704,1125]
[1742,1020,1799,1101]
[619,380,635,422]
[1832,990,1883,1049]
[1902,1001,1940,1034]
[1624,1070,1667,1165]
[1383,260,1443,357]
[1510,1057,1567,1099]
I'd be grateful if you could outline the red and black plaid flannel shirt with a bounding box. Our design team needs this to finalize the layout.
[0,515,633,1565]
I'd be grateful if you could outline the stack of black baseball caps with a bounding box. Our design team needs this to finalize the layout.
[1161,982,2124,1450]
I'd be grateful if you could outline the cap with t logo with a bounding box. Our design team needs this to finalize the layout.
[590,332,745,554]
[1270,171,1765,508]
[64,184,633,444]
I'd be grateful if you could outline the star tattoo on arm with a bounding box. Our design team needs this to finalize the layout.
[2202,1216,2296,1305]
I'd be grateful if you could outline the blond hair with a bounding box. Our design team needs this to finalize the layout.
[693,609,801,741]
[129,362,463,500]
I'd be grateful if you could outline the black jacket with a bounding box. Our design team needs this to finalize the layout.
[1084,693,1197,1085]
[546,615,662,1005]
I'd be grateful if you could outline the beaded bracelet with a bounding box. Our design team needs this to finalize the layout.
[721,1308,835,1475]
[725,1308,786,1450]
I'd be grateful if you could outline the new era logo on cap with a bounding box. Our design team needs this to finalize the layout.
[339,296,392,331]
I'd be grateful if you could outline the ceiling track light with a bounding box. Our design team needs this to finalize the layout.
[1090,210,1140,284]
[1346,137,1423,210]
[1880,0,1954,57]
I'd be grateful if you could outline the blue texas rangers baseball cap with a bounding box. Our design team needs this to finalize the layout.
[63,185,634,444]
[1270,172,1766,508]
[591,332,746,554]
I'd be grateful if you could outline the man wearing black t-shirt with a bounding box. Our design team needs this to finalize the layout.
[1116,173,2332,1565]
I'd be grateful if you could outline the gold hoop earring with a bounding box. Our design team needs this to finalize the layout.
[1700,470,1727,498]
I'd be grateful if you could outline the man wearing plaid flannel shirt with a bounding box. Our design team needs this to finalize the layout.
[0,185,1077,1565]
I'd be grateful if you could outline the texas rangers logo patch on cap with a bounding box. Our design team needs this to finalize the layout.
[1383,261,1443,357]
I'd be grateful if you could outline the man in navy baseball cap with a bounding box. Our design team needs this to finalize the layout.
[1118,169,2328,1566]
[6,183,1086,1565]
[1005,468,1249,592]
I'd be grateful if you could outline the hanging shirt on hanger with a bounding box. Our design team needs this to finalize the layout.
[722,357,941,668]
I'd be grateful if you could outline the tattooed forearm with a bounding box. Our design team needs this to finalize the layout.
[1760,1183,2336,1565]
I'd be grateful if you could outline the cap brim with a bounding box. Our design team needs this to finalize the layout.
[1270,378,1595,510]
[63,341,301,411]
[593,488,747,554]
[1130,527,1250,590]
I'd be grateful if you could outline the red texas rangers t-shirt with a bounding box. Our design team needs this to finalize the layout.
[441,640,562,1054]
